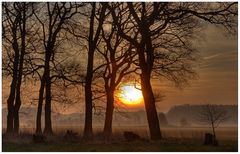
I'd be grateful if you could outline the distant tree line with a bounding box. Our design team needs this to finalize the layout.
[2,2,237,140]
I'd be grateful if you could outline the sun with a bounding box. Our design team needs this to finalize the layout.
[117,83,144,106]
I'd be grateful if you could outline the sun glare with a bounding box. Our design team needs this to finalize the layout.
[117,84,144,106]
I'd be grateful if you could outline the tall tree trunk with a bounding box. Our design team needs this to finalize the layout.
[83,3,96,139]
[13,90,21,134]
[6,38,19,134]
[84,49,94,139]
[43,56,53,135]
[13,5,26,133]
[103,89,114,137]
[36,76,45,134]
[83,3,106,138]
[103,66,117,138]
[6,85,16,134]
[141,72,162,140]
[139,26,162,140]
[44,81,52,135]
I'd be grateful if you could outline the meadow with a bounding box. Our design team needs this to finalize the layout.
[2,126,237,152]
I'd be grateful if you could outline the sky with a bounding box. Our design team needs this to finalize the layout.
[154,24,238,112]
[2,23,238,114]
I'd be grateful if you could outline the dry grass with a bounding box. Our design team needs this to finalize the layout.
[2,138,237,152]
[2,126,237,152]
[3,125,237,141]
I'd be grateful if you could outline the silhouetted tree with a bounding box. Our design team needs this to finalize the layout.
[2,2,35,134]
[83,2,107,139]
[33,2,81,135]
[96,15,138,137]
[198,104,229,143]
[107,2,237,140]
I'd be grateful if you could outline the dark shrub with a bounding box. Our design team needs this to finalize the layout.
[123,131,140,142]
[64,130,79,143]
[32,134,46,143]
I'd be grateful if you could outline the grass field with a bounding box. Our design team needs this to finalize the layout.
[3,140,237,152]
[2,126,238,152]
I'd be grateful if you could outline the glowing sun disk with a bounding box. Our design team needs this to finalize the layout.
[118,85,143,106]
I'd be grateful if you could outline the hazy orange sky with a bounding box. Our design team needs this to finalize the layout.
[2,24,237,113]
[153,24,237,112]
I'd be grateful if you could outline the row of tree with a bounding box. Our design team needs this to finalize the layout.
[2,2,237,140]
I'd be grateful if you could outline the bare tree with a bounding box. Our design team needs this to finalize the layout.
[2,2,35,134]
[198,104,229,142]
[107,2,237,140]
[3,2,21,134]
[95,14,138,137]
[30,44,83,135]
[33,2,82,135]
[59,2,108,138]
[83,2,107,139]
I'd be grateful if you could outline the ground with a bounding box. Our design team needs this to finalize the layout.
[2,140,237,152]
[2,127,238,152]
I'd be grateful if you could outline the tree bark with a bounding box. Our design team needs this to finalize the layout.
[6,32,20,134]
[83,3,107,139]
[102,65,117,138]
[44,83,53,135]
[13,4,26,133]
[84,48,94,138]
[43,54,53,135]
[139,25,162,140]
[36,76,45,134]
[103,89,114,137]
[13,90,21,134]
[138,35,161,140]
[141,72,162,140]
[83,3,96,139]
[6,87,16,134]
